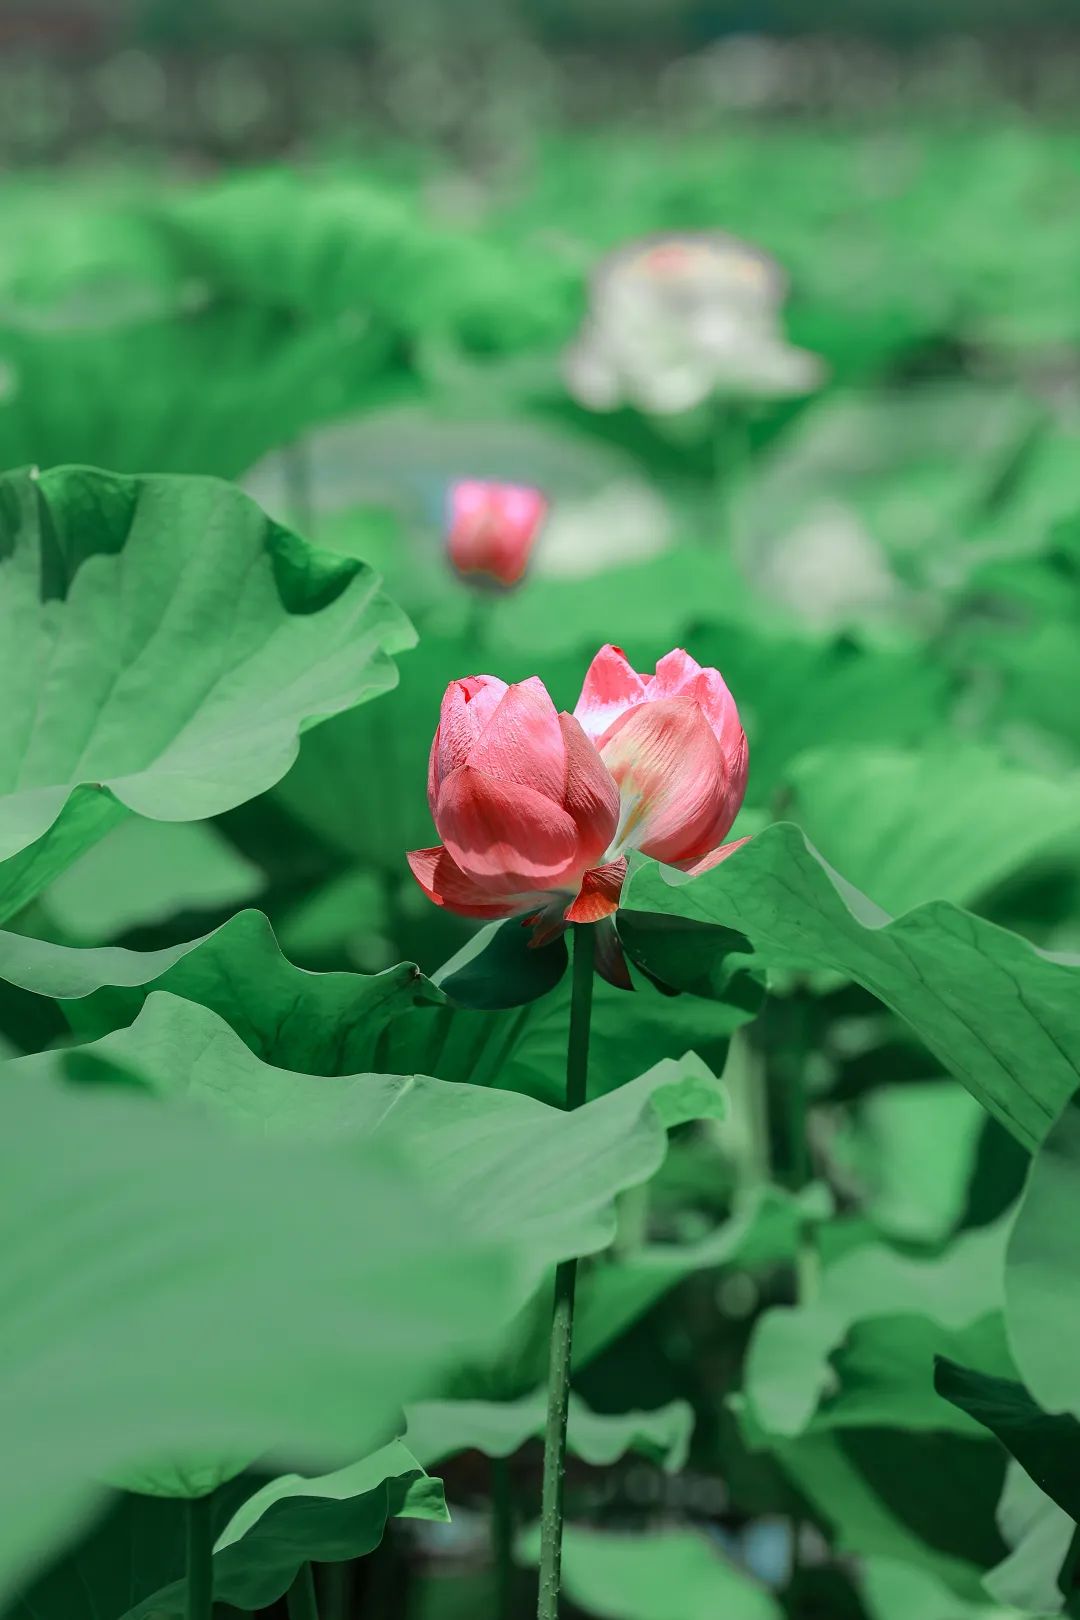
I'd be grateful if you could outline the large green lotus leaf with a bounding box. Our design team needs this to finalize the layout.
[742,1220,1008,1439]
[1019,625,1080,764]
[968,426,1080,560]
[0,906,756,1105]
[569,1184,830,1375]
[983,1463,1076,1616]
[9,1444,442,1620]
[817,1313,1015,1437]
[758,1426,1007,1602]
[432,917,568,1011]
[0,302,394,480]
[0,909,443,1069]
[405,1390,692,1472]
[11,992,726,1286]
[123,1442,445,1619]
[0,1068,520,1602]
[935,1358,1080,1523]
[159,172,569,351]
[41,819,264,942]
[274,864,392,972]
[687,628,951,809]
[784,745,1080,914]
[244,405,672,611]
[383,944,761,1106]
[738,385,1037,574]
[955,518,1080,767]
[4,1489,235,1620]
[0,466,413,922]
[0,184,180,322]
[829,1082,985,1246]
[515,1523,782,1620]
[860,1556,1009,1620]
[619,824,1080,1151]
[1006,1089,1080,1421]
[485,551,766,665]
[471,1184,831,1405]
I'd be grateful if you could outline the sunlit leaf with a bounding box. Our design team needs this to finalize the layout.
[983,1462,1075,1616]
[11,992,727,1289]
[742,1221,1008,1439]
[406,1390,692,1472]
[784,745,1080,914]
[620,823,1080,1150]
[516,1523,783,1620]
[935,1358,1080,1522]
[0,467,413,921]
[0,908,442,1067]
[0,1068,520,1601]
[126,1443,445,1618]
[9,1444,443,1620]
[1006,1087,1080,1421]
[40,820,264,942]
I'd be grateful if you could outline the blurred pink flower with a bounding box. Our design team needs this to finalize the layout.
[407,647,748,952]
[446,479,548,588]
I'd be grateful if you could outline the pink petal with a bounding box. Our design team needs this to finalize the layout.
[648,650,745,760]
[673,835,752,877]
[465,677,567,803]
[558,712,620,868]
[446,480,547,588]
[647,647,704,697]
[435,765,586,893]
[406,846,527,919]
[599,696,741,865]
[565,857,628,924]
[573,644,649,744]
[432,675,509,800]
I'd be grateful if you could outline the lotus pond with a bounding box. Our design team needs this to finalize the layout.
[3,92,1080,1620]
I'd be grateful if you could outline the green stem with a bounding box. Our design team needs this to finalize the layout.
[320,1561,350,1620]
[284,437,314,538]
[184,1494,215,1620]
[492,1455,516,1620]
[286,1563,320,1620]
[709,397,751,552]
[760,993,811,1194]
[463,589,491,653]
[536,923,595,1620]
[761,992,817,1613]
[361,1534,400,1620]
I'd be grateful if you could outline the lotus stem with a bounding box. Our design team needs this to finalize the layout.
[184,1493,215,1620]
[492,1455,516,1620]
[320,1561,350,1620]
[286,1562,320,1620]
[284,437,314,538]
[536,922,595,1620]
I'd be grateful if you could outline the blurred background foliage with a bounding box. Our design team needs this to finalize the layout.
[4,2,1080,1618]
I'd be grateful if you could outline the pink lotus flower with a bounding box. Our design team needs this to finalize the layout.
[407,647,748,949]
[446,480,548,589]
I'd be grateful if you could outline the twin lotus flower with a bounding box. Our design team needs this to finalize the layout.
[407,645,748,966]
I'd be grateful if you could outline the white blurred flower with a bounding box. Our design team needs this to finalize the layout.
[752,501,898,630]
[564,231,824,415]
[534,480,673,579]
